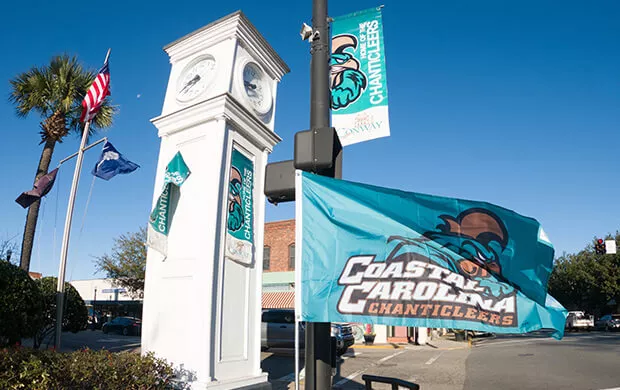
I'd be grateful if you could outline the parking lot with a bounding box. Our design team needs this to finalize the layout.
[36,329,141,353]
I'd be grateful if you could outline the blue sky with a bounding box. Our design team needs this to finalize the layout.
[0,1,618,281]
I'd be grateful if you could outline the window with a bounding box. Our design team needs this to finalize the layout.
[289,244,295,270]
[263,246,271,270]
[262,310,294,324]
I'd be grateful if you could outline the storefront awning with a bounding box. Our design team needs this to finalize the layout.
[262,291,295,309]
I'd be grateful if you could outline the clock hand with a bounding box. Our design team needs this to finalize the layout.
[244,81,257,90]
[180,74,201,94]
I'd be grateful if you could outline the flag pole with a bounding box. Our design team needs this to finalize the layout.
[54,48,110,349]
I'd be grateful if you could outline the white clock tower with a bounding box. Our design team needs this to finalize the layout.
[141,11,288,389]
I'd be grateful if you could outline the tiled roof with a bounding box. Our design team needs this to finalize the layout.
[262,291,295,309]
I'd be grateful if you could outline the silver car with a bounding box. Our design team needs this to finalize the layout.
[261,309,353,355]
[594,314,620,331]
[261,309,305,349]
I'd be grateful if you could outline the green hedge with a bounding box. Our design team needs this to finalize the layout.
[0,348,176,389]
[0,261,44,346]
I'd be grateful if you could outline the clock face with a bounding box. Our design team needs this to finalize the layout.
[176,56,216,102]
[242,62,272,115]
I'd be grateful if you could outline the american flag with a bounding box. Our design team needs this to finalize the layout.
[80,60,110,123]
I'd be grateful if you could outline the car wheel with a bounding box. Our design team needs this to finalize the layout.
[337,348,347,356]
[123,327,129,336]
[102,327,108,334]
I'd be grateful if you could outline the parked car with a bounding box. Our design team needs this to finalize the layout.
[594,314,620,332]
[261,309,354,355]
[331,322,355,355]
[102,316,142,336]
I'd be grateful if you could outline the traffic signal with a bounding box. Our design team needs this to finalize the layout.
[265,127,343,204]
[595,238,606,255]
[294,127,342,178]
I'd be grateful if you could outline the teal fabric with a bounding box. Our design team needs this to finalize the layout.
[300,172,567,339]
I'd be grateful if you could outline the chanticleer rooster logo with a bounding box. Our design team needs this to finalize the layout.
[424,208,509,278]
[227,167,244,232]
[330,34,367,110]
[386,208,513,299]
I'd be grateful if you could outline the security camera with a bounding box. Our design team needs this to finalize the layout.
[300,23,313,41]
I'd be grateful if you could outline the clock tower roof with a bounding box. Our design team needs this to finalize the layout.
[163,10,289,81]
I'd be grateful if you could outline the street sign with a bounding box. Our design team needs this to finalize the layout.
[605,240,617,254]
[101,288,126,293]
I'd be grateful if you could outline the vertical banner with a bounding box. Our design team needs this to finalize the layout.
[225,148,254,265]
[331,7,390,146]
[147,152,191,258]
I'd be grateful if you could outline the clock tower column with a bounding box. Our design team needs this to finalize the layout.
[141,11,288,389]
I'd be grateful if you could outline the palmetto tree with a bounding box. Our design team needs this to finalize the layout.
[9,54,116,272]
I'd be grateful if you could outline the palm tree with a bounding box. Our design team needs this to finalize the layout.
[9,55,116,272]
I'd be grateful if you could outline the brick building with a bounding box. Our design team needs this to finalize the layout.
[263,219,296,272]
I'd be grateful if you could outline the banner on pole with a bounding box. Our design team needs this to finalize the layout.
[16,168,59,208]
[147,152,190,258]
[297,171,567,339]
[331,7,390,146]
[224,148,254,265]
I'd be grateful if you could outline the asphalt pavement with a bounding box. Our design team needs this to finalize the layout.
[466,332,620,390]
[262,332,620,390]
[25,329,141,353]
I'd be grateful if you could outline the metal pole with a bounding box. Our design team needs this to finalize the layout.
[306,0,333,388]
[54,120,91,349]
[54,48,111,349]
[58,137,107,166]
[54,121,90,350]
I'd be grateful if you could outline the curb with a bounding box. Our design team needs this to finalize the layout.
[351,343,404,349]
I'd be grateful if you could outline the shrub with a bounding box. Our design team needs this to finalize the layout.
[0,261,44,346]
[34,277,88,348]
[0,348,175,389]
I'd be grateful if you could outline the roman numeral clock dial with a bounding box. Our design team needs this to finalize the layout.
[176,55,216,102]
[241,62,273,116]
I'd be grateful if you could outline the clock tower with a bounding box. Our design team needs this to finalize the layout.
[141,11,288,389]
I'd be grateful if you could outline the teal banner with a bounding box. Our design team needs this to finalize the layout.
[147,152,191,257]
[298,172,567,339]
[225,148,254,265]
[331,7,390,146]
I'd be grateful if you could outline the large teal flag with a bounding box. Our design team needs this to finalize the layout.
[297,171,567,339]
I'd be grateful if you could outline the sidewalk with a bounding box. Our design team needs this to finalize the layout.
[350,336,471,352]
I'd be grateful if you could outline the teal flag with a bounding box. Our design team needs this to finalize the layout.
[224,148,254,265]
[147,152,191,257]
[331,7,390,146]
[298,171,567,339]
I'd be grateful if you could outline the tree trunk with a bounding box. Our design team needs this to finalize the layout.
[20,138,57,272]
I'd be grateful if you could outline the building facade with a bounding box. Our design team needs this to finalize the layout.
[263,219,296,272]
[70,279,142,319]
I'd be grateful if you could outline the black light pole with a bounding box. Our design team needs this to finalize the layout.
[306,0,335,389]
[264,0,341,386]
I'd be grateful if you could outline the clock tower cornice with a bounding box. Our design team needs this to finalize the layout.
[164,11,289,81]
[151,92,282,151]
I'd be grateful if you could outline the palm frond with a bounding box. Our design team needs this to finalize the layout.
[9,54,116,142]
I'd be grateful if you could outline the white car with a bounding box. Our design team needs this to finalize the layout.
[565,311,594,331]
